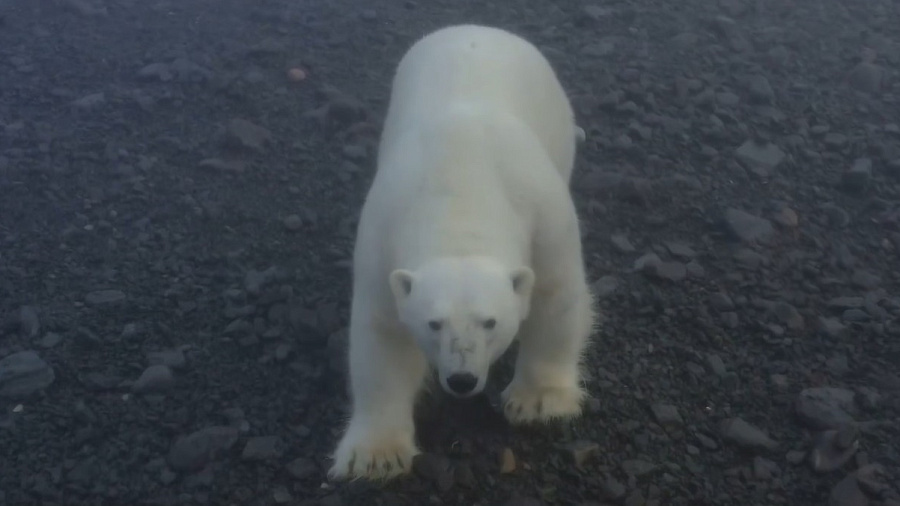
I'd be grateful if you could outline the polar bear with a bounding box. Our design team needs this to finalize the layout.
[327,24,596,482]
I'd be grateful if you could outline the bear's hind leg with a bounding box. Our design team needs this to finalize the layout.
[328,306,428,481]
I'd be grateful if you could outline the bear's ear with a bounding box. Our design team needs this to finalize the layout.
[389,269,416,302]
[510,266,535,297]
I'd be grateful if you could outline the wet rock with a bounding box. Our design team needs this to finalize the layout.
[855,464,890,496]
[772,206,799,227]
[709,293,735,312]
[168,426,239,472]
[664,241,696,259]
[772,302,804,330]
[18,305,41,338]
[847,62,884,93]
[454,462,477,488]
[285,457,317,480]
[582,5,614,21]
[132,365,175,393]
[720,417,778,451]
[753,456,780,480]
[828,296,865,310]
[71,92,106,110]
[851,270,881,289]
[825,133,849,149]
[650,403,683,427]
[821,203,851,227]
[841,158,873,193]
[272,486,292,504]
[564,440,600,466]
[503,493,543,506]
[828,472,869,506]
[85,289,126,306]
[327,328,349,374]
[686,260,705,278]
[826,354,851,377]
[653,261,687,282]
[592,275,620,299]
[746,74,774,103]
[137,62,174,81]
[241,436,284,461]
[795,388,857,430]
[621,459,657,477]
[734,248,768,269]
[735,140,785,176]
[225,118,272,153]
[809,425,860,473]
[147,349,187,370]
[706,354,728,377]
[600,473,627,500]
[39,333,62,349]
[611,234,636,253]
[282,214,303,231]
[0,351,55,398]
[305,85,370,129]
[634,252,662,272]
[819,317,849,338]
[724,208,774,243]
[198,158,245,173]
[412,453,454,491]
[244,266,282,296]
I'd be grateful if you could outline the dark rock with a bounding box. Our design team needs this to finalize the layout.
[720,417,778,451]
[168,426,239,472]
[795,388,857,430]
[724,208,774,243]
[0,351,55,398]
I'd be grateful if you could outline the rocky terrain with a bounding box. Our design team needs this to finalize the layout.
[1,0,899,505]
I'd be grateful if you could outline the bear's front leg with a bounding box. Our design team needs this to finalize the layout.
[328,313,428,481]
[502,224,595,425]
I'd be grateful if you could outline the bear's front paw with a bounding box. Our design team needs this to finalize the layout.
[501,381,586,425]
[327,425,419,482]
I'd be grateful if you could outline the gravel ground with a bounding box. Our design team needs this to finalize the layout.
[2,0,900,505]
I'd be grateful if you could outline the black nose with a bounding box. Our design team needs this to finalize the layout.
[446,373,479,395]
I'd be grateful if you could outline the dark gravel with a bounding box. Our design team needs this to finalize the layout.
[2,0,900,505]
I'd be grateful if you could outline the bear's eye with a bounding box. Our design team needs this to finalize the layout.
[428,320,442,331]
[483,318,497,330]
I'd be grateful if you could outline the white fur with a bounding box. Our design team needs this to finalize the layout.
[328,24,596,482]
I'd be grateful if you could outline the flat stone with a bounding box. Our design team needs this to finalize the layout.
[167,426,239,472]
[650,403,684,427]
[0,351,55,398]
[592,275,620,299]
[564,440,600,466]
[241,435,285,461]
[132,365,175,393]
[724,208,774,243]
[621,458,657,477]
[85,289,126,305]
[795,388,857,430]
[611,234,636,253]
[225,118,272,152]
[736,140,785,176]
[720,417,778,451]
[809,425,860,473]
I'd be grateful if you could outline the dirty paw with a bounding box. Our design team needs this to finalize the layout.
[327,427,419,482]
[501,382,585,425]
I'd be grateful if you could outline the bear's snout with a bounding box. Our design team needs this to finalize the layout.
[445,372,479,397]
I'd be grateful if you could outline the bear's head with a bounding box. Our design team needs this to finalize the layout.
[389,256,535,399]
